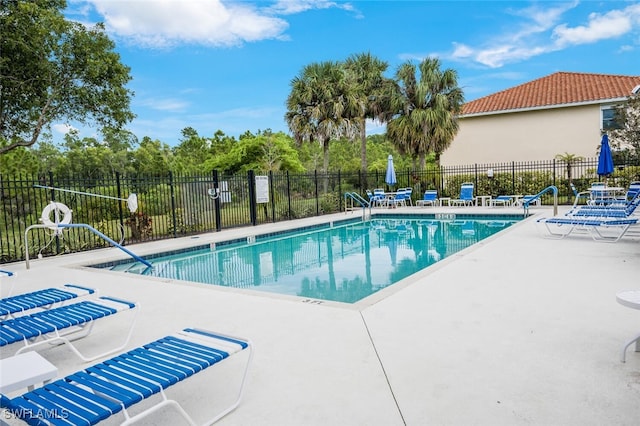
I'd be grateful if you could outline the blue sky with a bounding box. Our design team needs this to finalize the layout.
[61,0,640,146]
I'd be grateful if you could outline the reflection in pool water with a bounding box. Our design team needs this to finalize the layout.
[99,216,519,303]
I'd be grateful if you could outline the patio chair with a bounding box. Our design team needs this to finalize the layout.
[570,183,590,206]
[373,188,386,207]
[588,182,608,205]
[0,327,252,425]
[401,187,414,206]
[0,296,138,362]
[489,195,512,207]
[450,183,474,206]
[1,284,95,319]
[389,189,407,207]
[610,181,640,206]
[416,190,439,207]
[366,189,385,207]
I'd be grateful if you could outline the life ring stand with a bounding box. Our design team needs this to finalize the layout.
[40,202,73,230]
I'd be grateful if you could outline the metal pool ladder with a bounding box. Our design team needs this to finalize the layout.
[523,185,558,216]
[344,192,371,221]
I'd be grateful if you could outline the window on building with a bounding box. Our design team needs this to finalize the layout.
[601,106,622,130]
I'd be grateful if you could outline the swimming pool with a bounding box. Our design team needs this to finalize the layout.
[92,214,522,304]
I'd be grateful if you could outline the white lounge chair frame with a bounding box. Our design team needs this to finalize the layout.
[1,296,139,362]
[536,216,638,242]
[1,327,253,426]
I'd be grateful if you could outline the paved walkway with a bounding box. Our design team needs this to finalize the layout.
[1,205,640,425]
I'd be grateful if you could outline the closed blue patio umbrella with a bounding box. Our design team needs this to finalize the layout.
[597,134,614,180]
[385,155,397,189]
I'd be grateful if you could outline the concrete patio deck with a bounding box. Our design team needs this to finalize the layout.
[1,205,639,425]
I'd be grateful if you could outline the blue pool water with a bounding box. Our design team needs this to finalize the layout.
[94,214,522,304]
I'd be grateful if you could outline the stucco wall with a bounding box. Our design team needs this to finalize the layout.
[440,104,603,166]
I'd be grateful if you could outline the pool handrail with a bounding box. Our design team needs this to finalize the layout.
[523,185,558,216]
[344,192,371,220]
[24,223,152,269]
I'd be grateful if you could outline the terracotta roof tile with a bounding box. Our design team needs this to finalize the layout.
[462,72,640,115]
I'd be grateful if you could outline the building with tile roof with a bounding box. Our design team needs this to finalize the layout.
[440,72,640,166]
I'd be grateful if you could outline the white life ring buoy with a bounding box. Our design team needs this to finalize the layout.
[41,202,72,229]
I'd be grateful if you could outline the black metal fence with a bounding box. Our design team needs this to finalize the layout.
[2,156,639,264]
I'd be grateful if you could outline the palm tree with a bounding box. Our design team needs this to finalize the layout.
[387,58,464,169]
[343,52,392,174]
[285,61,358,188]
[555,152,584,183]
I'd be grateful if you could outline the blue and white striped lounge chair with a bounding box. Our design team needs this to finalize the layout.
[521,194,541,207]
[489,195,512,207]
[450,183,474,206]
[0,296,138,362]
[0,327,252,425]
[565,190,640,219]
[1,284,95,320]
[416,190,439,207]
[389,189,407,207]
[536,216,638,242]
[609,181,640,207]
[401,187,413,206]
[366,189,385,207]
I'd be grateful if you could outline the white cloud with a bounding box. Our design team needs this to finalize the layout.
[439,2,640,69]
[86,0,289,48]
[78,0,358,48]
[139,97,190,112]
[269,0,356,15]
[451,43,474,60]
[553,10,632,46]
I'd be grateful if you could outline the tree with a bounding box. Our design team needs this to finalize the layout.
[343,53,391,173]
[555,152,584,184]
[131,137,173,176]
[386,58,464,168]
[206,131,303,174]
[285,61,359,178]
[0,0,134,155]
[171,127,212,173]
[610,93,640,162]
[58,130,123,177]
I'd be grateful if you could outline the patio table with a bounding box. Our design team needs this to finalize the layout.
[0,351,58,393]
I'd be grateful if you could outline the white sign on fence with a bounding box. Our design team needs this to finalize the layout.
[255,175,269,203]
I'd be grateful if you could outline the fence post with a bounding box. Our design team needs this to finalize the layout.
[337,170,342,212]
[248,170,257,226]
[511,162,516,195]
[115,172,125,237]
[47,171,62,254]
[269,171,275,222]
[474,163,479,188]
[314,170,319,215]
[286,171,292,219]
[213,170,221,232]
[169,171,177,238]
